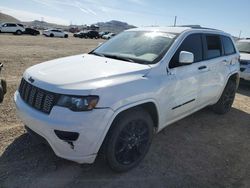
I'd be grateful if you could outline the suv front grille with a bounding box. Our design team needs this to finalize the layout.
[19,78,59,114]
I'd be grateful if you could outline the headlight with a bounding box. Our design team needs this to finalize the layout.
[56,95,99,111]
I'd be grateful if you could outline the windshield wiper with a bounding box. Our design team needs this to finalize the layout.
[89,51,105,57]
[102,54,135,62]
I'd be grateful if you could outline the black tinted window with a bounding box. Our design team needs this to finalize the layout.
[169,34,203,68]
[7,23,16,27]
[205,35,222,59]
[222,36,235,55]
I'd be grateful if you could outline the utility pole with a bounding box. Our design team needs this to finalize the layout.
[174,16,177,27]
[238,30,242,39]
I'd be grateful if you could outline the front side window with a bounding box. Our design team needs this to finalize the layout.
[205,35,222,59]
[236,41,250,54]
[222,36,236,55]
[7,23,16,27]
[169,34,203,68]
[92,31,177,64]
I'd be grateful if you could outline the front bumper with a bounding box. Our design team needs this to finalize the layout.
[240,66,250,81]
[14,91,114,164]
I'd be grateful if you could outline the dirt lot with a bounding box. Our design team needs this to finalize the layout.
[0,34,250,188]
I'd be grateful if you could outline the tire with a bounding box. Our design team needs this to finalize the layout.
[64,34,68,38]
[1,79,7,94]
[16,30,22,35]
[104,107,154,172]
[0,85,3,103]
[50,33,54,37]
[212,80,236,114]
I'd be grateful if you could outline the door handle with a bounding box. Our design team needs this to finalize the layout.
[222,59,230,64]
[198,65,207,70]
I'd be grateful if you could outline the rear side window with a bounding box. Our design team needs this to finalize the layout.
[169,34,203,68]
[222,36,236,55]
[205,35,222,59]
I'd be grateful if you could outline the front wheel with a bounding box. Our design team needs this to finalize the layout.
[212,80,236,114]
[64,34,68,38]
[104,107,154,172]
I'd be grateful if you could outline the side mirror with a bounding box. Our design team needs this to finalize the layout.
[179,51,194,64]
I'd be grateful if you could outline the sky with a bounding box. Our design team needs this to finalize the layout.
[0,0,250,37]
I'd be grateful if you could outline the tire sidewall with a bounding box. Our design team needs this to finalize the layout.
[105,108,154,172]
[0,85,4,103]
[213,80,236,114]
[16,30,22,35]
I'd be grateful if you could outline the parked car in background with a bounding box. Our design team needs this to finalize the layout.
[74,30,99,39]
[43,29,68,38]
[99,31,110,38]
[86,30,99,39]
[236,39,250,81]
[15,26,239,172]
[0,23,25,35]
[0,63,7,103]
[73,30,87,38]
[102,33,116,39]
[24,28,40,36]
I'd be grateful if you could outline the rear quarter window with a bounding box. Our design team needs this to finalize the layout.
[222,36,236,55]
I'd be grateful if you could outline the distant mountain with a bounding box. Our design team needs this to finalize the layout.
[22,20,68,30]
[0,12,136,33]
[0,12,20,23]
[96,20,136,33]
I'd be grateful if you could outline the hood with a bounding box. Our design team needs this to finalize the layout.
[240,53,250,61]
[24,54,151,95]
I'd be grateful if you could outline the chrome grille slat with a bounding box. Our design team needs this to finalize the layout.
[18,78,59,114]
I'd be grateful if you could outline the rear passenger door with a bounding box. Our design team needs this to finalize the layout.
[197,34,232,107]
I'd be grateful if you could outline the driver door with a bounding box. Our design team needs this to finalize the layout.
[163,34,204,123]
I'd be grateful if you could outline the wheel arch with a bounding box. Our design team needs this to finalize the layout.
[215,72,240,104]
[97,100,160,154]
[228,72,240,89]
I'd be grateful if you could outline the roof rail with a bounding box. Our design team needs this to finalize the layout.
[178,25,219,31]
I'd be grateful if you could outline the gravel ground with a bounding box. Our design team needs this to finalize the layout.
[0,34,249,188]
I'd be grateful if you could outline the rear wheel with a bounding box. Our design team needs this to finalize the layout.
[16,30,22,35]
[0,85,4,103]
[105,107,154,172]
[212,80,236,114]
[1,80,7,94]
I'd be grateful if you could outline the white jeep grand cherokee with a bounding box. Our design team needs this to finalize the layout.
[15,26,240,172]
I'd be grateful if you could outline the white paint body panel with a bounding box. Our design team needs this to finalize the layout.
[15,27,240,164]
[239,53,250,81]
[43,30,67,38]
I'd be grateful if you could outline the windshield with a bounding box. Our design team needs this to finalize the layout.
[91,31,177,64]
[236,41,250,53]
